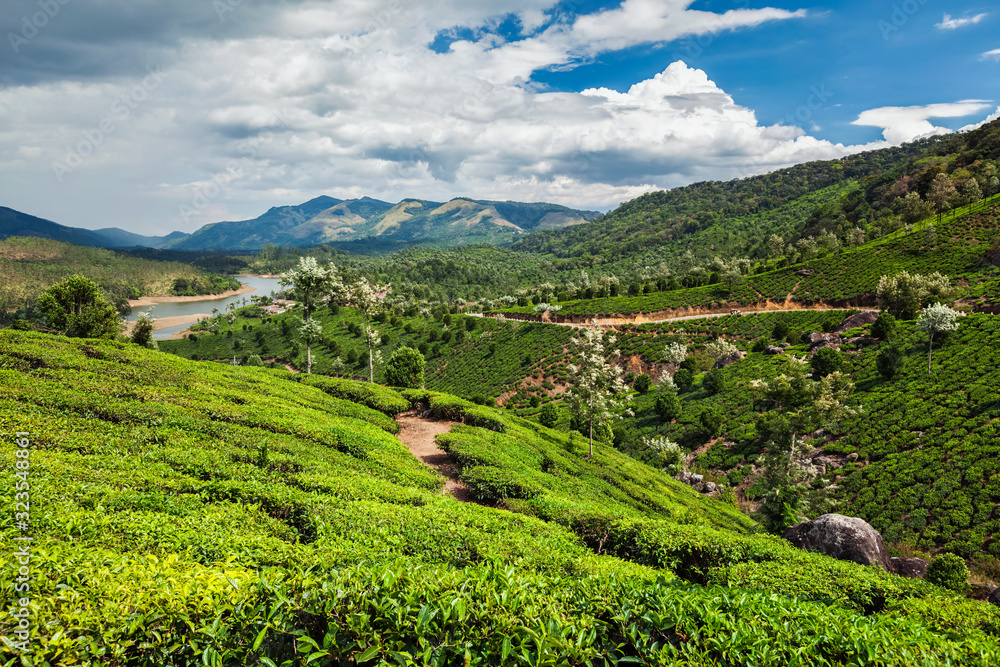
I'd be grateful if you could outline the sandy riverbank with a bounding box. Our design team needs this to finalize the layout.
[128,283,255,308]
[123,313,213,337]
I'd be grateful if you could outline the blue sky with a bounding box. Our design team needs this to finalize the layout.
[0,0,997,234]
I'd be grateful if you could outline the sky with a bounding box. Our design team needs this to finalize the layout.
[0,0,997,236]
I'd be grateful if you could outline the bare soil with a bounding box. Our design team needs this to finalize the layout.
[395,412,476,502]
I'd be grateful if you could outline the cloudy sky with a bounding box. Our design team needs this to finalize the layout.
[0,0,997,235]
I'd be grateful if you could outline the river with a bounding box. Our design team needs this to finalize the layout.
[126,275,283,340]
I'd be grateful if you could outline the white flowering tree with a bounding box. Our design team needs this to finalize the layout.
[644,436,683,474]
[917,303,964,374]
[342,276,390,382]
[705,338,739,362]
[565,320,633,459]
[280,256,339,374]
[663,342,688,366]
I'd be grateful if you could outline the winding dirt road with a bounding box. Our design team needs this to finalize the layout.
[395,412,475,502]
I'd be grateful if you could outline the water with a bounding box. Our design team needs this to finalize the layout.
[127,275,283,340]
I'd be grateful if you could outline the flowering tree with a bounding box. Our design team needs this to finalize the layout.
[565,320,633,459]
[917,303,964,374]
[280,256,338,374]
[662,342,688,366]
[342,276,389,382]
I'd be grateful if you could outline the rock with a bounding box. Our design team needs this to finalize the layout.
[703,482,717,494]
[778,342,791,348]
[834,311,879,334]
[891,557,930,579]
[813,456,837,469]
[783,513,893,571]
[795,268,814,276]
[676,471,693,483]
[805,332,826,345]
[764,346,785,355]
[691,473,704,484]
[847,452,859,461]
[693,482,705,493]
[713,350,745,369]
[989,587,1000,607]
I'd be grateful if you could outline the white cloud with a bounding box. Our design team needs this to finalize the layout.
[935,13,988,30]
[981,48,1000,61]
[852,100,993,144]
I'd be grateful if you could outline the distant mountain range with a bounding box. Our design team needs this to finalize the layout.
[0,197,600,253]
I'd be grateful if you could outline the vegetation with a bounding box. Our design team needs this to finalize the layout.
[384,346,426,388]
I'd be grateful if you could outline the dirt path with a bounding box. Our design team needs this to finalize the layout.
[395,412,476,502]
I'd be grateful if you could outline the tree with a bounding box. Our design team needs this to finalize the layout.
[897,191,931,225]
[702,368,728,395]
[644,436,683,474]
[767,234,784,259]
[662,342,688,366]
[342,276,389,383]
[810,347,843,378]
[384,346,425,388]
[847,227,866,247]
[280,257,338,374]
[876,345,904,381]
[655,390,682,422]
[988,176,1000,198]
[916,303,964,374]
[633,373,651,394]
[38,274,122,339]
[961,178,983,206]
[705,338,738,363]
[131,309,157,349]
[871,311,898,341]
[538,402,558,428]
[699,405,724,437]
[876,271,954,319]
[750,357,858,532]
[927,173,957,221]
[565,321,633,458]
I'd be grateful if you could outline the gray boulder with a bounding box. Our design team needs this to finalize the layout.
[989,587,1000,607]
[703,481,717,494]
[891,557,929,579]
[834,311,879,334]
[783,513,893,571]
[764,346,785,355]
[713,350,745,369]
[691,473,704,484]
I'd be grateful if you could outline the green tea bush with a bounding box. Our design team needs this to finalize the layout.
[926,553,971,594]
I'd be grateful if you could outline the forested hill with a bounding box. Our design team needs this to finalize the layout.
[513,118,1000,265]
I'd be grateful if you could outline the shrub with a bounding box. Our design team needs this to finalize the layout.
[245,354,263,367]
[772,320,789,340]
[655,391,682,422]
[673,368,693,389]
[699,405,724,437]
[872,312,899,341]
[926,553,970,594]
[810,347,844,377]
[703,368,728,395]
[876,345,904,380]
[751,337,768,353]
[384,346,426,388]
[529,395,542,408]
[539,402,558,428]
[634,373,651,394]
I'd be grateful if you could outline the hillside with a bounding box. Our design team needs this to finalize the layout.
[3,330,1000,664]
[165,196,601,252]
[513,117,1000,273]
[0,236,238,314]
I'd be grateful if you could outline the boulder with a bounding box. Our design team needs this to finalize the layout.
[989,587,1000,607]
[764,346,785,355]
[834,311,879,334]
[693,482,705,493]
[783,513,893,571]
[691,473,704,484]
[847,452,859,461]
[891,557,929,579]
[795,268,814,276]
[805,332,827,345]
[703,482,717,494]
[713,350,745,369]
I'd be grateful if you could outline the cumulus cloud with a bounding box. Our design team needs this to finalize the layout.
[852,100,994,144]
[935,13,988,30]
[0,0,942,235]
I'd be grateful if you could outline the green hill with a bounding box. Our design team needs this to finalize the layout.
[3,331,1000,664]
[0,236,239,314]
[511,118,1000,275]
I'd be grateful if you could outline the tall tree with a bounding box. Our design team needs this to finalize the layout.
[38,274,122,339]
[565,320,632,459]
[280,256,338,374]
[916,303,964,374]
[927,173,957,221]
[342,276,389,382]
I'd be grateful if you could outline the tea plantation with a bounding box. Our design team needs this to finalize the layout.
[4,330,1000,664]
